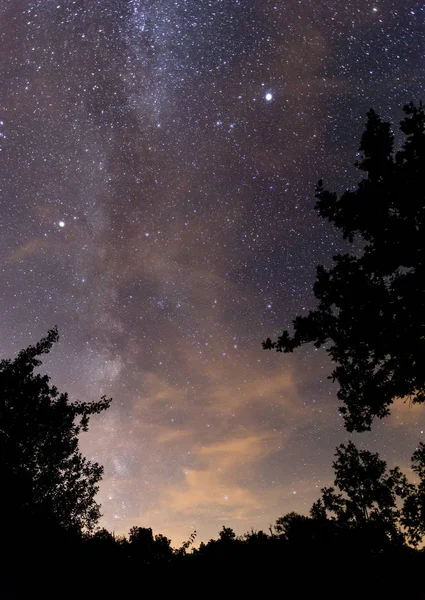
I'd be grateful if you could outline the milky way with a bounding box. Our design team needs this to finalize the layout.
[2,0,425,544]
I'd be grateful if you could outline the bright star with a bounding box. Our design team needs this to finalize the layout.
[59,221,65,228]
[265,92,273,101]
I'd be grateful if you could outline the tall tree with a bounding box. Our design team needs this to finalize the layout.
[0,328,111,537]
[310,441,412,544]
[264,103,425,431]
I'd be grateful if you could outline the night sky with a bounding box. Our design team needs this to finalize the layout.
[2,0,425,544]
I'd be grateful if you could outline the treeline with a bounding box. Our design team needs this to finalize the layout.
[10,499,424,598]
[78,439,425,598]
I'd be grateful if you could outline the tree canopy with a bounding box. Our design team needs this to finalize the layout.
[310,441,412,545]
[0,328,111,538]
[271,440,425,550]
[264,102,425,431]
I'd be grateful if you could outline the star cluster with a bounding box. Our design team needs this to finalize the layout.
[1,0,425,544]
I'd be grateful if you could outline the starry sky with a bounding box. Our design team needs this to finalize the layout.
[2,0,425,545]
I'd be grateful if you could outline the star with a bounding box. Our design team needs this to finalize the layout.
[265,92,273,102]
[58,221,65,228]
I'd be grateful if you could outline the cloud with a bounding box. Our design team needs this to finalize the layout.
[162,432,285,520]
[156,428,192,445]
[8,238,45,262]
[388,396,425,426]
[207,366,300,413]
[137,371,187,408]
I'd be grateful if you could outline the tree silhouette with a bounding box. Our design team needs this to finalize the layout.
[274,512,317,544]
[401,442,425,545]
[176,530,197,556]
[218,525,237,542]
[310,441,412,545]
[264,102,425,431]
[128,526,174,562]
[0,328,111,540]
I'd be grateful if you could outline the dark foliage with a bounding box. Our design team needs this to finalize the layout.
[401,442,425,545]
[264,102,425,431]
[128,526,174,562]
[68,506,423,600]
[0,328,111,543]
[310,441,413,546]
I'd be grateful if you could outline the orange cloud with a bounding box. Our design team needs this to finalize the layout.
[207,367,300,413]
[162,432,284,519]
[388,396,424,426]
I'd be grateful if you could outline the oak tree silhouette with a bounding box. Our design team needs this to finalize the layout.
[264,103,425,431]
[0,328,111,541]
